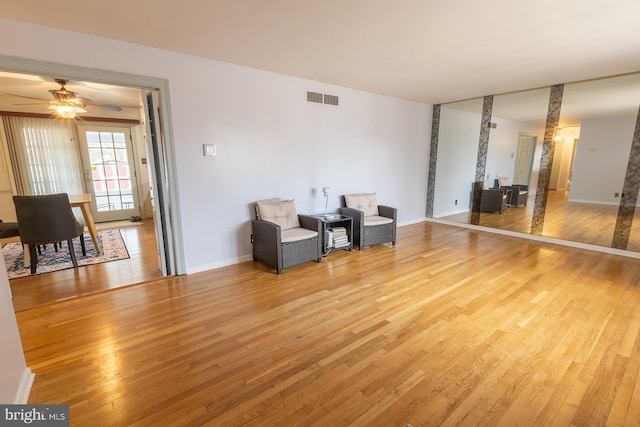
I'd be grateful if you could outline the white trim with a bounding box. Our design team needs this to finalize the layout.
[568,198,620,206]
[186,255,254,275]
[426,217,640,259]
[13,368,35,404]
[434,208,470,218]
[0,54,185,275]
[188,220,428,274]
[398,218,427,227]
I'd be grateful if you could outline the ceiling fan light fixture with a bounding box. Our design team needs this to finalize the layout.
[48,101,86,118]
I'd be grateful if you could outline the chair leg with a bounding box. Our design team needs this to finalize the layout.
[80,235,86,256]
[67,238,79,268]
[29,244,38,274]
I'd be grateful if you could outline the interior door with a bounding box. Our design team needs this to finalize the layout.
[142,90,171,275]
[78,125,140,222]
[513,134,536,186]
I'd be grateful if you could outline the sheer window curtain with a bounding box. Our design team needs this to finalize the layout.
[2,116,85,196]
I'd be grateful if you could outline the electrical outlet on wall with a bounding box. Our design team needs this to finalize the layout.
[615,192,620,197]
[455,199,458,205]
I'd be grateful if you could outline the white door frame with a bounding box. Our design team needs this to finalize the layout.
[0,54,185,276]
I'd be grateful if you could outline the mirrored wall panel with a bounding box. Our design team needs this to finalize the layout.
[542,75,640,248]
[480,88,549,233]
[432,98,483,225]
[431,72,640,253]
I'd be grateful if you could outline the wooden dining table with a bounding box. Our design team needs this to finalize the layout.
[69,194,101,255]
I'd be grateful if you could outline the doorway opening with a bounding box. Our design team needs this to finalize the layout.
[0,56,183,310]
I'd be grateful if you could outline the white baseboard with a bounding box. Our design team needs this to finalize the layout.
[434,208,470,218]
[568,198,619,206]
[398,218,428,227]
[186,254,254,275]
[188,221,429,275]
[14,368,34,404]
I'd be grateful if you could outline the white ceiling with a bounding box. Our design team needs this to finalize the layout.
[0,0,639,106]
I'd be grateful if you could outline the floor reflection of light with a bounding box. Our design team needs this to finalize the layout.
[99,335,124,421]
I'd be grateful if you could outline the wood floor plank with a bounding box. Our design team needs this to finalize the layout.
[15,221,640,426]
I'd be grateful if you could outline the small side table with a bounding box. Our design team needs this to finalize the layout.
[313,214,353,256]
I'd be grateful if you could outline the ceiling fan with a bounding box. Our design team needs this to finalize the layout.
[6,78,123,118]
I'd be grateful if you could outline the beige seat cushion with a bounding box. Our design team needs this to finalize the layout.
[255,199,300,230]
[364,215,393,226]
[344,193,379,217]
[281,227,318,243]
[498,177,512,186]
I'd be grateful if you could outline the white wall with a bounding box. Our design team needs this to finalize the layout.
[487,117,544,189]
[0,18,431,273]
[570,116,636,204]
[434,107,480,217]
[0,257,34,403]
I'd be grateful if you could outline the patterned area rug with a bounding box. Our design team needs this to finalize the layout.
[2,229,130,279]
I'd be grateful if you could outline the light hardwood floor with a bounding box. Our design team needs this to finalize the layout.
[16,221,640,426]
[9,221,162,311]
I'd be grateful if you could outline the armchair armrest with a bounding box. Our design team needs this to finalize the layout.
[298,214,322,233]
[251,219,282,269]
[486,187,507,194]
[480,189,507,213]
[377,205,397,221]
[337,206,364,225]
[252,219,281,246]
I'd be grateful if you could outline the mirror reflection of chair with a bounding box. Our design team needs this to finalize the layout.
[480,189,508,214]
[479,181,509,214]
[251,198,322,274]
[498,177,529,208]
[338,192,397,250]
[13,193,86,274]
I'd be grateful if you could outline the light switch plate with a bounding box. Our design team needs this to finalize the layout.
[203,144,217,157]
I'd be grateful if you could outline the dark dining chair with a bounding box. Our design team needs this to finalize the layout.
[13,193,86,274]
[0,219,20,240]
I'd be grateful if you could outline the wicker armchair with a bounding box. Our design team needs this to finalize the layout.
[251,199,322,274]
[505,184,528,207]
[480,188,508,213]
[498,177,528,207]
[338,192,397,250]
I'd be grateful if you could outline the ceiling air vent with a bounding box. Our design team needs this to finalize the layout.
[323,94,339,106]
[307,91,323,103]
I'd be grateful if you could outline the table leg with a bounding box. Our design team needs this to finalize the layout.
[79,203,101,254]
[21,244,30,266]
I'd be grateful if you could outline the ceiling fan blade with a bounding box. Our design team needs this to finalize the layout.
[4,92,49,101]
[85,104,122,112]
[74,96,95,104]
[12,102,47,106]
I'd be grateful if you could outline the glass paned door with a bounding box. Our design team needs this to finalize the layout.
[78,126,140,222]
